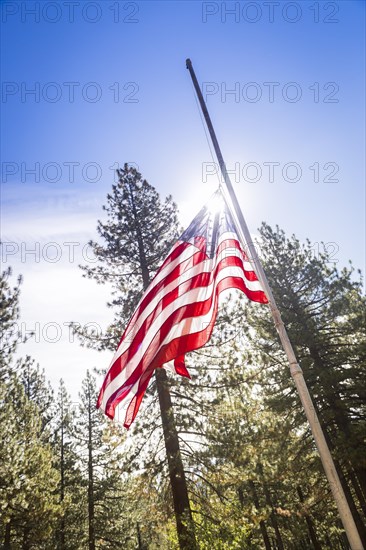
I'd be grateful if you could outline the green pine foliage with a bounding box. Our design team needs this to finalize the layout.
[0,378,61,549]
[0,268,61,549]
[241,224,366,543]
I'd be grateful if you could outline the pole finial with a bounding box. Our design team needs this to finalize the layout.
[186,58,192,69]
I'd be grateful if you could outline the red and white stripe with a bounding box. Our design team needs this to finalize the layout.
[97,230,267,428]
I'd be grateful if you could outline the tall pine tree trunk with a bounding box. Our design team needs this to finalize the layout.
[156,369,197,548]
[334,461,366,547]
[88,391,96,550]
[130,184,197,549]
[4,522,11,550]
[348,468,366,517]
[296,486,321,550]
[354,468,366,504]
[59,415,65,550]
[136,522,145,550]
[258,464,284,550]
[22,526,30,550]
[249,480,271,550]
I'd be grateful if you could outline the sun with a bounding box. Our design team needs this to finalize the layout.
[207,192,224,215]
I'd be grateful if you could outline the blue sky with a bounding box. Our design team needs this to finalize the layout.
[1,0,365,399]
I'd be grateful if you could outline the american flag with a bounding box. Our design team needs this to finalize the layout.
[97,189,267,428]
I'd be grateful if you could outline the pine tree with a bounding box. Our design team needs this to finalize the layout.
[76,370,144,549]
[76,371,103,550]
[52,379,86,550]
[0,376,61,549]
[0,268,61,548]
[240,223,366,544]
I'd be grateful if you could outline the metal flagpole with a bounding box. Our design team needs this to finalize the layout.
[186,58,363,550]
